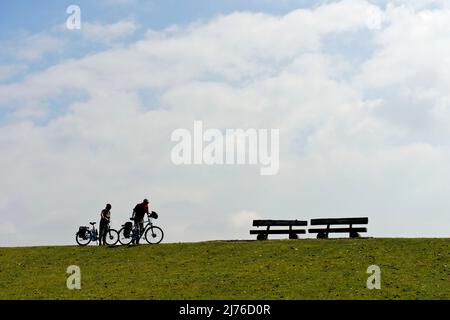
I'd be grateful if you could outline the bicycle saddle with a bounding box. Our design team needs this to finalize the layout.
[89,222,96,225]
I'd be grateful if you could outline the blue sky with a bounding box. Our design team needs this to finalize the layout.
[0,1,327,82]
[0,0,321,39]
[2,0,450,246]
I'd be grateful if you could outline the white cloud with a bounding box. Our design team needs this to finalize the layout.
[0,19,139,65]
[12,32,66,61]
[81,20,138,43]
[1,0,450,246]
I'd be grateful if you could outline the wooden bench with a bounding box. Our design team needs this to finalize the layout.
[250,220,308,240]
[309,217,368,239]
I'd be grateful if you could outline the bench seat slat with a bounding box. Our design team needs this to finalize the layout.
[309,227,367,234]
[310,217,368,225]
[252,220,307,227]
[250,229,306,235]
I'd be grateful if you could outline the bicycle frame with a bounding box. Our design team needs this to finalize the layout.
[77,221,120,246]
[90,225,99,242]
[131,216,156,240]
[144,216,156,229]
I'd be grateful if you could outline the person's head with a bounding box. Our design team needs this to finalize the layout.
[106,203,112,210]
[143,199,149,204]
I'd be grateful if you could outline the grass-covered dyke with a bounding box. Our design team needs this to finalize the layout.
[0,238,449,299]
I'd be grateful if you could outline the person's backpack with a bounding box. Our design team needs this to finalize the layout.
[78,226,89,240]
[124,222,133,237]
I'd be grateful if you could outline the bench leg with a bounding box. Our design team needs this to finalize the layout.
[289,233,298,240]
[349,231,360,238]
[257,234,268,241]
[317,231,328,239]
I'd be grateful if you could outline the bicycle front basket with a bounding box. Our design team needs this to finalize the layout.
[149,211,158,219]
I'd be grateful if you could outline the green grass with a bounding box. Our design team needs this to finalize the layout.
[0,238,449,299]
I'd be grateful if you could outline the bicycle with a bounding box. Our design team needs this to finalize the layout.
[76,221,119,246]
[118,211,164,245]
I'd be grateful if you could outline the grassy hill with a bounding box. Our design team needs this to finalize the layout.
[0,238,449,299]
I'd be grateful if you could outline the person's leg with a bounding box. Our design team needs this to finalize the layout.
[102,223,108,245]
[132,220,140,245]
[99,221,106,245]
[98,222,102,245]
[136,220,144,244]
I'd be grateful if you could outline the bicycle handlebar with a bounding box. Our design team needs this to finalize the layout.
[129,212,158,224]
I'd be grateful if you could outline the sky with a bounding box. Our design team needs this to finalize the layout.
[1,0,450,246]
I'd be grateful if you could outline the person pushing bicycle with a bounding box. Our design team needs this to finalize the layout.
[99,203,112,245]
[131,199,150,244]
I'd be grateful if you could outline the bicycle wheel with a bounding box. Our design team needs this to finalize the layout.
[144,226,164,244]
[118,227,133,245]
[76,230,92,246]
[105,229,119,246]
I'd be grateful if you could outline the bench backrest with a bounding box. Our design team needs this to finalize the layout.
[253,220,307,227]
[310,217,368,226]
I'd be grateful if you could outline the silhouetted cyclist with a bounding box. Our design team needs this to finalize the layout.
[131,199,150,244]
[99,203,112,245]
